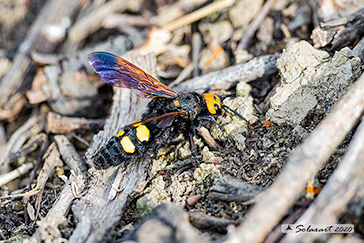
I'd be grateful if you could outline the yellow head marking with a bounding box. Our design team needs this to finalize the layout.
[203,93,221,114]
[116,131,125,137]
[174,100,180,107]
[120,136,135,153]
[136,125,150,142]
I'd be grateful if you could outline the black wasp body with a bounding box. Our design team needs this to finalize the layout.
[93,92,220,169]
[87,52,245,169]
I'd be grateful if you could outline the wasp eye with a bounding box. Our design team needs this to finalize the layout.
[214,103,220,111]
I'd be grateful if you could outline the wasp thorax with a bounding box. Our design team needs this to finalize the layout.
[203,93,221,115]
[173,93,203,119]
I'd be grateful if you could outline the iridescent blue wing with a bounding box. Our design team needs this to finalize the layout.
[87,52,178,99]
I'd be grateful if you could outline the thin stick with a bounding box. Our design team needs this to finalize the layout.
[163,0,236,31]
[192,32,202,77]
[225,72,364,243]
[54,135,87,175]
[174,54,277,93]
[237,0,277,50]
[28,171,85,243]
[46,112,105,134]
[0,163,34,187]
[9,133,47,163]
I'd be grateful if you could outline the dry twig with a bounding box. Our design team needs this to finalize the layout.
[174,54,277,93]
[237,0,277,50]
[163,0,236,31]
[54,135,87,175]
[47,112,105,134]
[197,127,221,150]
[208,175,264,203]
[0,163,34,187]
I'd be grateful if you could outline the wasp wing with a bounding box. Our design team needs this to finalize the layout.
[87,52,178,99]
[123,111,188,129]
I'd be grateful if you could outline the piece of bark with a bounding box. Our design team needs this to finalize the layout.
[26,68,49,104]
[208,175,264,203]
[224,72,364,243]
[189,212,236,233]
[46,112,105,134]
[123,203,205,243]
[68,52,153,242]
[311,8,364,50]
[0,0,82,109]
[174,54,277,93]
[282,119,364,243]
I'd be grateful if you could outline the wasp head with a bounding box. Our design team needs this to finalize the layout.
[203,93,222,115]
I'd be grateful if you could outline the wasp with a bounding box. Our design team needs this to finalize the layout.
[88,52,248,169]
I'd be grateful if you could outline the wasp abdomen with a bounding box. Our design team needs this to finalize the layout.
[93,123,153,169]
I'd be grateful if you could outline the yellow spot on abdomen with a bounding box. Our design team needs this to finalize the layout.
[120,136,135,153]
[136,125,150,142]
[116,131,125,137]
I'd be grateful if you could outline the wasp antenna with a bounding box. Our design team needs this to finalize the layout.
[222,105,249,123]
[221,94,235,101]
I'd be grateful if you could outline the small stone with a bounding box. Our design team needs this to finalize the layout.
[267,41,361,125]
[193,163,221,184]
[187,194,201,206]
[236,82,252,98]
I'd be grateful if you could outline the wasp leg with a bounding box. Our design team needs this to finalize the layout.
[188,126,200,167]
[198,115,222,129]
